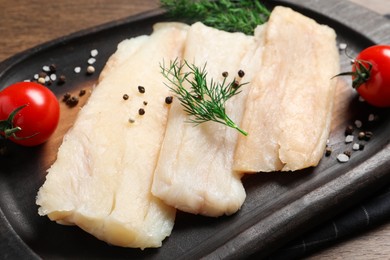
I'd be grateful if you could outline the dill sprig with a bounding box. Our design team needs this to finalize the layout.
[161,59,248,136]
[160,0,270,35]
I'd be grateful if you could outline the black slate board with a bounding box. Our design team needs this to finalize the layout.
[0,0,390,259]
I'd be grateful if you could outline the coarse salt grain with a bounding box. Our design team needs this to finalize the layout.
[74,67,81,73]
[50,74,57,81]
[45,75,50,82]
[352,143,360,151]
[339,43,347,50]
[90,49,98,57]
[354,120,362,128]
[34,74,39,80]
[368,114,376,122]
[337,153,350,163]
[88,57,96,65]
[345,135,354,143]
[42,65,50,72]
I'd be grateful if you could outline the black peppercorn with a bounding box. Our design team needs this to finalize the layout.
[165,96,173,104]
[58,75,66,85]
[344,125,354,136]
[138,86,145,94]
[66,96,79,107]
[325,146,332,157]
[344,150,352,158]
[232,80,239,89]
[63,93,71,102]
[49,64,57,73]
[364,131,373,141]
[38,72,47,78]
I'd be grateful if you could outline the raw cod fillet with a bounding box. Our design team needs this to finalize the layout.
[233,6,340,172]
[152,22,265,217]
[36,22,189,249]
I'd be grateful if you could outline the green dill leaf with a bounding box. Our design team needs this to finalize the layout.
[160,0,270,35]
[160,59,248,136]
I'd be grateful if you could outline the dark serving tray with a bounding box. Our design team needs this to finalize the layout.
[1,0,390,259]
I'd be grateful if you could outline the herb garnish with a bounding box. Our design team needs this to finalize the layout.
[161,59,248,136]
[160,0,270,35]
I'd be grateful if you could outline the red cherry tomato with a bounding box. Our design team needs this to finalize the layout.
[352,45,390,107]
[0,82,60,146]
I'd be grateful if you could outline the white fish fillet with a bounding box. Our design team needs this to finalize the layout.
[36,22,189,249]
[152,22,264,217]
[233,6,340,172]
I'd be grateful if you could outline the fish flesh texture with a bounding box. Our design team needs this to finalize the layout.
[36,22,188,249]
[152,22,265,217]
[233,6,340,172]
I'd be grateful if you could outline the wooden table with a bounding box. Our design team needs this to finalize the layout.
[0,0,389,259]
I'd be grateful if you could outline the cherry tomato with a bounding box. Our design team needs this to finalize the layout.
[0,82,60,146]
[352,45,390,107]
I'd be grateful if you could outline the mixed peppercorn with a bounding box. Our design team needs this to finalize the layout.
[121,83,174,125]
[24,49,100,109]
[325,112,377,163]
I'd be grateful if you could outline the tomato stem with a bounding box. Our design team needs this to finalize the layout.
[352,60,372,89]
[0,105,26,138]
[333,59,372,89]
[4,127,22,138]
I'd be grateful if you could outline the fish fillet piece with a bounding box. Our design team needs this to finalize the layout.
[36,22,189,249]
[152,22,263,217]
[233,6,340,172]
[98,35,148,81]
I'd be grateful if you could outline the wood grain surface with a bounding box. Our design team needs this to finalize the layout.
[0,0,389,259]
[0,0,160,62]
